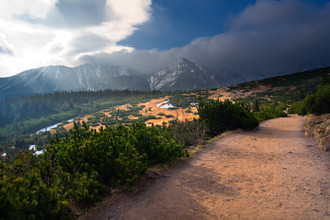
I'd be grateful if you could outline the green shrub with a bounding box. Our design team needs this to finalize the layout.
[309,84,330,114]
[169,94,196,108]
[47,123,148,186]
[137,115,157,122]
[130,123,184,164]
[252,99,260,112]
[0,121,185,218]
[168,119,205,148]
[288,100,307,115]
[254,106,287,122]
[0,154,69,220]
[288,84,330,115]
[197,99,259,136]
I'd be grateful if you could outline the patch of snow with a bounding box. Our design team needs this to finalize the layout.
[23,70,42,87]
[55,67,59,79]
[156,100,169,107]
[169,81,176,87]
[34,150,44,155]
[29,145,36,151]
[83,70,91,89]
[36,118,74,134]
[157,70,167,76]
[36,122,61,134]
[96,65,102,77]
[160,104,175,109]
[77,70,84,88]
[153,72,179,90]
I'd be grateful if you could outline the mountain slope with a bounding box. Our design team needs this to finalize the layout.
[0,64,149,97]
[148,57,220,91]
[0,58,223,97]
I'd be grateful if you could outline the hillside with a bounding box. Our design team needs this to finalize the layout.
[50,66,330,133]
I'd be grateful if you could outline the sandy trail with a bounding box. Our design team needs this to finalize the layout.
[83,116,329,220]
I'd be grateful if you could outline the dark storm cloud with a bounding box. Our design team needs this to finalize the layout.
[230,0,311,29]
[181,0,330,76]
[79,0,330,77]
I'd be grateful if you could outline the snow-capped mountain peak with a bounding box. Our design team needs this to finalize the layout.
[148,57,219,91]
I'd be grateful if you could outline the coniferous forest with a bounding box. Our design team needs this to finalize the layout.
[0,89,179,153]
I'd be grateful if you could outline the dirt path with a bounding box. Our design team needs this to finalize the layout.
[82,116,329,220]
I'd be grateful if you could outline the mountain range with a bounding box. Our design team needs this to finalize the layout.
[0,58,224,97]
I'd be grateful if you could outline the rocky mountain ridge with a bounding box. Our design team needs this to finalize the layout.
[148,57,220,91]
[0,58,221,97]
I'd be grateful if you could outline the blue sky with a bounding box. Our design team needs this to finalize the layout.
[121,0,330,50]
[0,0,330,77]
[120,0,257,50]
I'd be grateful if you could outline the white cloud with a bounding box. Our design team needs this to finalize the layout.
[107,0,152,25]
[0,34,15,55]
[0,0,152,77]
[0,0,57,20]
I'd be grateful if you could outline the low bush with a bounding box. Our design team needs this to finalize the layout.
[168,119,206,148]
[288,84,330,115]
[197,99,259,136]
[288,101,307,115]
[0,153,69,219]
[308,84,330,115]
[254,106,287,122]
[0,121,184,218]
